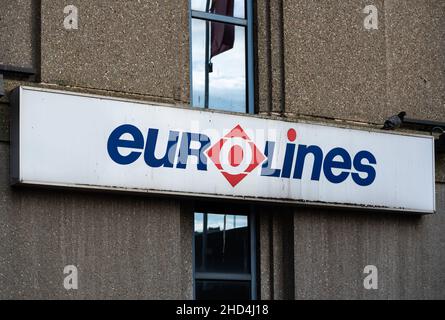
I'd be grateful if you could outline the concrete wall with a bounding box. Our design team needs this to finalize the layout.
[0,0,38,69]
[258,186,445,300]
[292,185,445,300]
[0,0,444,299]
[257,0,445,124]
[40,0,190,104]
[0,141,193,299]
[257,0,445,300]
[0,0,193,299]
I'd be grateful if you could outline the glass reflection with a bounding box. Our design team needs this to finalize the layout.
[196,280,250,300]
[194,212,204,233]
[194,212,250,274]
[191,0,246,19]
[191,19,246,112]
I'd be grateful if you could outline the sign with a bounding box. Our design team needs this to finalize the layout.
[11,86,435,213]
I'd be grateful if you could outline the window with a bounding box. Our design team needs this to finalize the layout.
[190,1,256,300]
[193,207,256,300]
[190,0,254,114]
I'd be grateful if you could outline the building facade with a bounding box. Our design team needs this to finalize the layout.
[0,0,444,299]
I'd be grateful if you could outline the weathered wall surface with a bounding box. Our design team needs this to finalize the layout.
[0,0,193,299]
[0,143,193,299]
[0,0,444,300]
[0,0,38,69]
[40,0,190,104]
[257,0,445,124]
[283,0,388,123]
[292,184,445,300]
[385,0,445,121]
[257,0,445,299]
[258,184,445,300]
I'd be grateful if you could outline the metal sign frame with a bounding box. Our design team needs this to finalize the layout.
[10,86,436,214]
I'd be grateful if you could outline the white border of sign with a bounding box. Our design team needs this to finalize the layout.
[10,86,436,214]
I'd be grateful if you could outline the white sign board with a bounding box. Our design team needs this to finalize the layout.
[11,86,435,213]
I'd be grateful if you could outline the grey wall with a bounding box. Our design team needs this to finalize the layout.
[256,0,445,300]
[292,186,445,300]
[0,142,193,299]
[0,0,38,69]
[4,0,226,297]
[40,0,190,105]
[256,0,445,124]
[258,185,445,300]
[0,0,444,300]
[0,94,194,298]
[0,0,194,299]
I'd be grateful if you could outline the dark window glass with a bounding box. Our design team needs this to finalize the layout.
[195,213,250,274]
[191,0,246,19]
[196,280,250,300]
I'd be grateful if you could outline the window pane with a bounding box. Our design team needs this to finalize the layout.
[196,280,250,300]
[191,18,246,113]
[191,0,246,19]
[194,213,250,274]
[194,212,204,233]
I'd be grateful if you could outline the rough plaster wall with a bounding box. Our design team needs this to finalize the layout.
[258,207,295,300]
[40,0,190,104]
[0,0,37,69]
[385,0,445,122]
[255,1,445,299]
[283,0,387,123]
[0,142,193,299]
[0,0,194,298]
[292,184,445,300]
[258,0,445,124]
[258,185,445,300]
[1,0,444,300]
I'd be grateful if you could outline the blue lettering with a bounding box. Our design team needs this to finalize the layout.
[176,132,210,171]
[323,147,351,184]
[144,128,179,168]
[107,125,377,187]
[107,124,144,165]
[293,145,323,181]
[351,151,377,186]
[261,141,281,177]
[281,143,296,178]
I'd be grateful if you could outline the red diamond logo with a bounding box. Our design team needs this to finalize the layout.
[206,125,266,187]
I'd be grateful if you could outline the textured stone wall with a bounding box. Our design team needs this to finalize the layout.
[0,0,444,299]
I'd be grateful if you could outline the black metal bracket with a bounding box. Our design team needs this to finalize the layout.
[436,134,445,154]
[400,117,445,154]
[403,118,445,132]
[0,74,4,97]
[0,65,37,97]
[0,64,36,80]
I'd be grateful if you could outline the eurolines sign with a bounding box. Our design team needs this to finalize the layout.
[11,87,435,213]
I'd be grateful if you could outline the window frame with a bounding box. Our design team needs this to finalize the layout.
[189,0,255,114]
[192,203,257,300]
[189,1,257,300]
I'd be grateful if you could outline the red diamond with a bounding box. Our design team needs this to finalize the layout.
[206,125,266,187]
